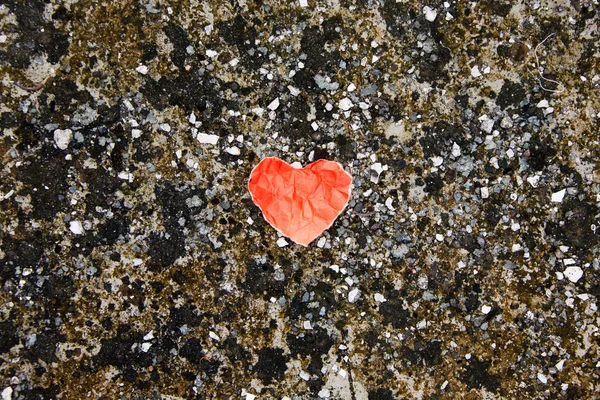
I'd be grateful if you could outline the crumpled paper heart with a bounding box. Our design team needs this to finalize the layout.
[248,157,352,246]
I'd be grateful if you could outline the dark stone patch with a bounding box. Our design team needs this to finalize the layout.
[379,294,413,329]
[369,388,395,400]
[418,44,452,85]
[179,337,204,364]
[526,139,556,171]
[12,121,42,153]
[41,274,75,312]
[561,199,599,251]
[422,340,442,366]
[424,174,444,195]
[286,282,335,322]
[217,15,263,70]
[141,72,223,115]
[26,330,64,363]
[496,80,527,110]
[16,144,71,220]
[254,347,288,384]
[299,16,343,75]
[461,358,500,392]
[243,259,286,298]
[140,42,158,62]
[81,167,122,213]
[0,320,20,353]
[168,304,203,330]
[118,278,147,312]
[163,22,191,70]
[95,336,134,367]
[200,357,221,375]
[419,122,466,158]
[37,78,95,126]
[286,327,334,358]
[19,384,61,400]
[0,0,69,68]
[0,235,44,284]
[400,340,442,367]
[95,333,153,370]
[95,216,130,246]
[146,229,185,271]
[222,337,251,363]
[479,0,513,17]
[380,1,415,40]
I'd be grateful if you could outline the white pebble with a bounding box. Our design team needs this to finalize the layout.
[564,266,583,283]
[196,133,219,145]
[385,197,394,211]
[537,373,547,384]
[527,175,540,187]
[209,331,220,341]
[141,342,152,352]
[423,5,437,21]
[430,156,444,167]
[224,146,240,156]
[481,305,492,314]
[452,142,461,157]
[338,97,353,111]
[374,293,387,303]
[69,220,84,235]
[277,237,289,247]
[551,188,566,203]
[2,387,12,400]
[53,129,72,150]
[267,97,280,111]
[348,288,361,303]
[288,85,300,96]
[347,83,356,92]
[537,99,549,108]
[299,0,308,7]
[471,65,482,78]
[206,49,218,58]
[135,65,148,75]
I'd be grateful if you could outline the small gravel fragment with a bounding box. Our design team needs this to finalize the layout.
[54,129,73,150]
[135,65,148,74]
[564,266,583,283]
[551,189,566,203]
[197,133,219,144]
[267,97,280,110]
[69,220,84,235]
[423,5,437,21]
[348,288,361,303]
[374,293,387,303]
[338,97,353,111]
[2,387,12,400]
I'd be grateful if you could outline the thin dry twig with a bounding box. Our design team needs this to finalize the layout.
[12,81,45,92]
[531,33,565,93]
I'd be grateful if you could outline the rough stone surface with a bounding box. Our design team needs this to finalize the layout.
[1,0,599,398]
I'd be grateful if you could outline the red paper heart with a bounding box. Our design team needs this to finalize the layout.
[248,157,352,246]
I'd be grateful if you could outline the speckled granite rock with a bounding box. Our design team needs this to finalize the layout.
[1,0,599,399]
